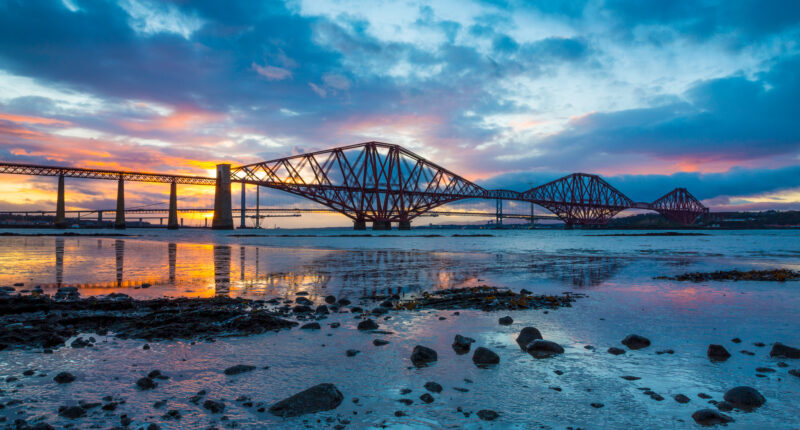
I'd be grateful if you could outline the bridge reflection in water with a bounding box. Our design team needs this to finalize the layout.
[2,237,633,298]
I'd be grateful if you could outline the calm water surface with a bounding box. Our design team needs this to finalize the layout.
[0,228,798,429]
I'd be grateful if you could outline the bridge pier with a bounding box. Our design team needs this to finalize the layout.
[372,220,391,230]
[212,164,234,230]
[240,182,246,229]
[114,177,125,229]
[353,219,366,230]
[167,181,179,229]
[398,220,411,230]
[97,210,103,224]
[54,174,67,228]
[495,198,503,228]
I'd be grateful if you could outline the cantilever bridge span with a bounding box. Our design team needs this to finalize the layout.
[0,141,707,230]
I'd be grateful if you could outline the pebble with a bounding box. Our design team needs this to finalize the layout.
[498,316,513,325]
[477,409,499,421]
[419,393,434,404]
[621,334,651,350]
[424,382,443,393]
[357,319,379,330]
[224,364,256,375]
[53,372,75,384]
[526,340,564,359]
[691,409,733,426]
[707,344,731,362]
[268,383,343,417]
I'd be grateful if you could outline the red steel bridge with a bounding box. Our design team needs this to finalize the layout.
[0,141,707,230]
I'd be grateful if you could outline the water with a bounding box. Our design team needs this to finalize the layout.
[0,228,799,429]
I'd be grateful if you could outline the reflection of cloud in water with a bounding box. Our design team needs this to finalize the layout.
[516,255,625,287]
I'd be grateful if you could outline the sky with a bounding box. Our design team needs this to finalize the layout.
[0,0,799,226]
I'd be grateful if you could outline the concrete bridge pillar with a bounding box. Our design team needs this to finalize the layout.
[398,220,411,230]
[167,181,179,230]
[372,220,391,230]
[240,182,246,229]
[97,210,103,224]
[55,174,67,228]
[114,177,125,229]
[212,164,234,230]
[353,218,366,230]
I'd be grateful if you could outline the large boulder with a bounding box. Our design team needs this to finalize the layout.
[707,344,731,362]
[452,335,475,354]
[515,327,543,351]
[269,383,343,417]
[526,340,564,359]
[621,334,650,350]
[723,386,766,410]
[770,342,800,359]
[410,345,438,367]
[691,409,733,426]
[472,347,500,366]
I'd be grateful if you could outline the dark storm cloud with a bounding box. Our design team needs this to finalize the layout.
[489,53,800,172]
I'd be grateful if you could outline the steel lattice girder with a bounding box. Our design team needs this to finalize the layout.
[0,162,215,185]
[521,173,634,225]
[231,141,493,222]
[650,188,708,224]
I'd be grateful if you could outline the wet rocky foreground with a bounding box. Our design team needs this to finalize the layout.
[1,282,799,429]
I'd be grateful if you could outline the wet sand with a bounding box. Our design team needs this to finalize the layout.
[0,229,799,429]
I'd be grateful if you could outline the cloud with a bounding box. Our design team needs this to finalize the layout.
[252,63,293,80]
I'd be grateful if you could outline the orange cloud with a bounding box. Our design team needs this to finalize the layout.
[0,113,70,126]
[118,107,226,133]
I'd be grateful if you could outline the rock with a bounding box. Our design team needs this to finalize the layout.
[698,393,712,399]
[770,342,800,359]
[394,410,405,417]
[224,364,256,375]
[608,347,626,355]
[691,409,733,426]
[526,340,564,359]
[338,298,351,306]
[295,297,313,305]
[419,393,434,404]
[293,305,313,313]
[620,375,641,381]
[357,319,379,330]
[411,345,438,367]
[329,322,340,328]
[707,344,731,362]
[621,334,650,350]
[148,370,168,380]
[315,305,329,314]
[477,409,499,421]
[301,322,321,330]
[731,338,741,343]
[674,394,691,404]
[789,369,799,378]
[137,377,157,390]
[346,349,360,357]
[424,382,443,393]
[162,409,181,420]
[716,401,733,412]
[53,372,75,384]
[58,405,86,419]
[70,337,91,348]
[590,403,604,408]
[325,295,336,304]
[268,383,343,417]
[515,327,543,351]
[472,346,500,366]
[203,399,225,414]
[498,316,513,325]
[54,287,79,301]
[723,386,766,410]
[451,335,475,354]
